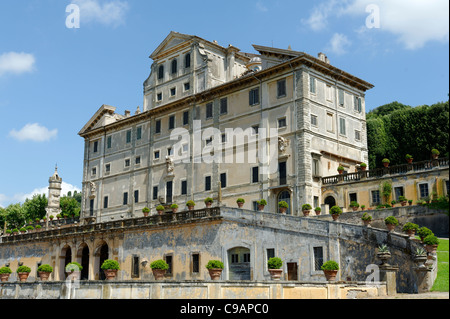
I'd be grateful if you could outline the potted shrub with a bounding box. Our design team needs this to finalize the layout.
[321,260,339,281]
[170,204,179,213]
[204,197,213,208]
[423,235,439,254]
[186,200,196,211]
[431,148,440,160]
[361,213,373,226]
[337,165,345,175]
[314,207,321,215]
[0,267,12,282]
[205,260,224,280]
[329,206,342,221]
[65,262,83,281]
[56,214,62,220]
[408,199,413,206]
[26,225,34,233]
[382,158,390,168]
[35,225,42,232]
[267,257,283,281]
[101,259,120,280]
[278,201,289,214]
[302,204,312,216]
[17,265,31,282]
[417,227,434,243]
[391,200,397,207]
[19,227,27,234]
[398,196,407,206]
[142,207,150,217]
[49,215,54,221]
[349,201,359,212]
[384,216,398,232]
[37,264,53,281]
[5,229,12,236]
[12,228,19,235]
[405,154,413,164]
[360,163,367,171]
[257,199,267,212]
[156,205,165,215]
[151,260,169,280]
[361,205,366,211]
[236,198,245,208]
[402,222,419,238]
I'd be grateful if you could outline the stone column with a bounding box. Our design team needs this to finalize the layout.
[379,265,399,296]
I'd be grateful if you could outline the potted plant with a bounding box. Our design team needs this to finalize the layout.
[101,259,120,280]
[12,228,19,235]
[278,201,289,214]
[37,264,53,281]
[142,207,150,217]
[402,222,419,238]
[156,205,165,215]
[65,262,83,281]
[360,163,367,171]
[314,207,322,215]
[151,260,169,280]
[170,204,179,213]
[377,245,391,265]
[19,227,27,234]
[382,158,390,168]
[257,199,267,212]
[405,154,413,164]
[17,265,31,282]
[329,206,342,221]
[302,204,312,216]
[384,216,398,232]
[267,257,283,280]
[186,200,196,211]
[423,235,439,254]
[205,260,224,280]
[390,200,397,207]
[417,227,434,243]
[0,267,12,282]
[349,201,360,212]
[56,214,62,220]
[5,229,12,236]
[321,260,339,281]
[398,196,407,206]
[337,165,345,175]
[204,197,213,208]
[236,198,245,208]
[26,225,34,233]
[431,148,440,160]
[35,225,42,232]
[361,205,366,211]
[361,213,373,226]
[413,247,428,268]
[408,199,413,206]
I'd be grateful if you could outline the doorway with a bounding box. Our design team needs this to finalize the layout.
[98,243,109,280]
[287,262,298,281]
[80,245,89,280]
[324,196,336,208]
[228,247,251,280]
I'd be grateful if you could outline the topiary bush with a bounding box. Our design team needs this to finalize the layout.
[321,260,339,271]
[329,206,342,216]
[37,264,53,273]
[402,222,419,232]
[0,267,12,274]
[150,260,169,270]
[17,266,31,273]
[302,204,312,211]
[278,201,289,208]
[417,227,434,239]
[206,260,224,270]
[101,259,120,270]
[65,262,83,272]
[423,235,439,246]
[384,216,399,226]
[267,257,283,270]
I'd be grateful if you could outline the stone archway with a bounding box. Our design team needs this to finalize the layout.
[77,243,90,280]
[94,241,109,280]
[324,195,336,209]
[227,247,251,280]
[59,245,72,280]
[277,190,291,215]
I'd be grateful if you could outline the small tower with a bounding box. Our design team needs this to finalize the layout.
[46,165,62,220]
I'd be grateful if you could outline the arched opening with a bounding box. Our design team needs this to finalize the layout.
[324,196,336,209]
[228,247,251,280]
[59,245,72,280]
[77,244,90,281]
[95,242,109,281]
[277,190,291,215]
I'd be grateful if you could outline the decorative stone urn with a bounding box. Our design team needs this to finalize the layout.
[17,273,30,282]
[152,269,166,281]
[104,269,118,280]
[425,245,438,254]
[268,269,283,281]
[208,269,223,281]
[377,252,392,266]
[39,272,51,281]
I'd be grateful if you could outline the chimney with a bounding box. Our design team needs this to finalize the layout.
[125,110,131,117]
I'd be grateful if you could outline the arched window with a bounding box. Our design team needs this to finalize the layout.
[278,191,291,215]
[324,196,336,208]
[185,53,191,68]
[171,59,177,74]
[158,65,164,80]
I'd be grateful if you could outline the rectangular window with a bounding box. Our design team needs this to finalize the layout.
[165,255,173,275]
[231,254,239,263]
[313,247,324,271]
[134,190,139,203]
[170,87,176,96]
[338,89,344,106]
[135,156,141,165]
[326,113,334,132]
[355,130,361,141]
[419,183,429,199]
[312,158,320,177]
[252,201,259,211]
[243,253,250,263]
[310,76,316,94]
[267,248,275,261]
[154,151,160,160]
[278,118,287,129]
[123,192,128,205]
[157,93,163,101]
[125,159,131,167]
[183,111,189,126]
[181,180,187,195]
[169,115,175,130]
[279,161,287,185]
[132,255,140,278]
[371,190,381,206]
[107,136,112,149]
[155,120,161,134]
[166,181,173,204]
[136,127,142,140]
[93,141,98,153]
[126,130,132,143]
[249,88,260,106]
[184,82,190,91]
[92,167,97,176]
[205,176,211,191]
[206,103,213,119]
[105,164,111,173]
[277,79,287,98]
[252,166,259,183]
[192,254,200,274]
[349,193,357,204]
[103,196,108,209]
[394,187,404,201]
[339,118,346,136]
[311,114,318,126]
[326,85,333,101]
[89,199,94,216]
[220,98,228,115]
[354,96,362,113]
[220,173,227,188]
[153,186,158,201]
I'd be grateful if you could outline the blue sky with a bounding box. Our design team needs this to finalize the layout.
[0,0,448,207]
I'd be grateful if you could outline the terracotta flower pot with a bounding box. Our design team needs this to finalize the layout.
[152,269,166,281]
[205,203,212,208]
[39,272,51,281]
[315,210,321,216]
[406,230,416,238]
[157,210,164,216]
[104,269,118,280]
[323,270,338,281]
[18,273,30,282]
[279,207,287,214]
[258,205,265,212]
[0,274,10,282]
[425,244,438,254]
[352,207,358,212]
[303,210,310,217]
[237,202,244,208]
[188,206,195,211]
[332,214,339,221]
[386,224,396,232]
[363,220,372,227]
[383,162,389,168]
[208,268,223,281]
[268,269,283,281]
[172,209,178,214]
[401,201,407,206]
[143,212,149,217]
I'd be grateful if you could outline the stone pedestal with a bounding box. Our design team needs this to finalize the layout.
[379,265,399,296]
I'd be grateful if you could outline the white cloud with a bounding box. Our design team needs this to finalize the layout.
[328,33,352,55]
[9,123,58,142]
[0,52,36,77]
[256,2,268,12]
[304,0,449,50]
[72,0,129,27]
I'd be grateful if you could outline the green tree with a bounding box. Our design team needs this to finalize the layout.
[4,203,26,229]
[23,194,48,222]
[60,196,80,217]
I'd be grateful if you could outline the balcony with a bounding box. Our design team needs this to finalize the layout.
[322,158,449,185]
